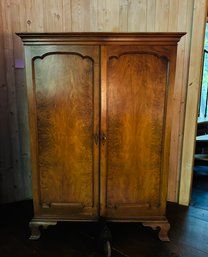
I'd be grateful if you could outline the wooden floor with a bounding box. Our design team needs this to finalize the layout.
[191,165,208,210]
[1,173,208,257]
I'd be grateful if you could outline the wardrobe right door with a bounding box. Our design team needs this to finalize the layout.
[100,45,176,220]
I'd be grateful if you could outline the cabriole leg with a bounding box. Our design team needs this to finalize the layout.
[142,220,170,241]
[29,219,57,240]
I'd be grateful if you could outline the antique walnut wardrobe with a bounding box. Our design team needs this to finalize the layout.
[18,32,184,241]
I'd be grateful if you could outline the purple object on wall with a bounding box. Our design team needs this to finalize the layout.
[15,59,25,69]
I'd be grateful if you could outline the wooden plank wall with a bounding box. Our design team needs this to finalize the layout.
[0,1,13,203]
[0,0,203,203]
[179,0,208,205]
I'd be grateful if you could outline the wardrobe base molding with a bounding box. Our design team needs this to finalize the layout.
[29,217,170,241]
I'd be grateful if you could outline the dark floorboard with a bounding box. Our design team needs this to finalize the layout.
[1,201,208,257]
[191,166,208,211]
[1,171,208,257]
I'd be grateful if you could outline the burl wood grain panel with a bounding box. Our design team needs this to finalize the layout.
[33,52,95,210]
[106,52,168,217]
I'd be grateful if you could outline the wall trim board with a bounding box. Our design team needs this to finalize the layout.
[179,0,208,205]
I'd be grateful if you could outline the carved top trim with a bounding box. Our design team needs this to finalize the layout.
[16,32,185,45]
[108,51,169,61]
[32,51,94,62]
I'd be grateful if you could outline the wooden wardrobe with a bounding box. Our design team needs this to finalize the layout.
[18,32,184,241]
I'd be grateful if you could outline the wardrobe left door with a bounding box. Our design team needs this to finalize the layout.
[25,45,100,220]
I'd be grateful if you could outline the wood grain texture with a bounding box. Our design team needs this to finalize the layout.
[19,34,182,221]
[17,32,184,45]
[167,0,188,201]
[97,0,106,31]
[128,0,147,32]
[155,0,170,32]
[29,46,100,218]
[168,0,179,32]
[104,46,168,218]
[36,54,93,206]
[179,0,208,205]
[43,0,63,32]
[147,0,156,32]
[0,0,205,204]
[0,3,12,203]
[25,0,44,32]
[71,0,91,32]
[62,0,72,32]
[11,0,32,199]
[119,0,129,32]
[19,34,182,236]
[100,45,107,217]
[0,0,23,202]
[167,0,194,201]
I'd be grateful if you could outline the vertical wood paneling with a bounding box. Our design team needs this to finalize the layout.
[147,0,156,31]
[97,0,106,31]
[11,0,26,200]
[0,1,12,203]
[166,0,180,200]
[43,0,63,32]
[71,0,90,32]
[0,0,22,202]
[89,0,97,31]
[168,0,179,32]
[155,0,170,32]
[179,0,207,205]
[175,0,194,202]
[167,0,191,201]
[25,0,44,32]
[11,0,32,199]
[20,0,30,32]
[63,0,72,32]
[119,0,129,31]
[128,0,147,32]
[105,0,120,31]
[0,0,206,204]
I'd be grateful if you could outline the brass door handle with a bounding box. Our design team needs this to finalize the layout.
[101,133,106,145]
